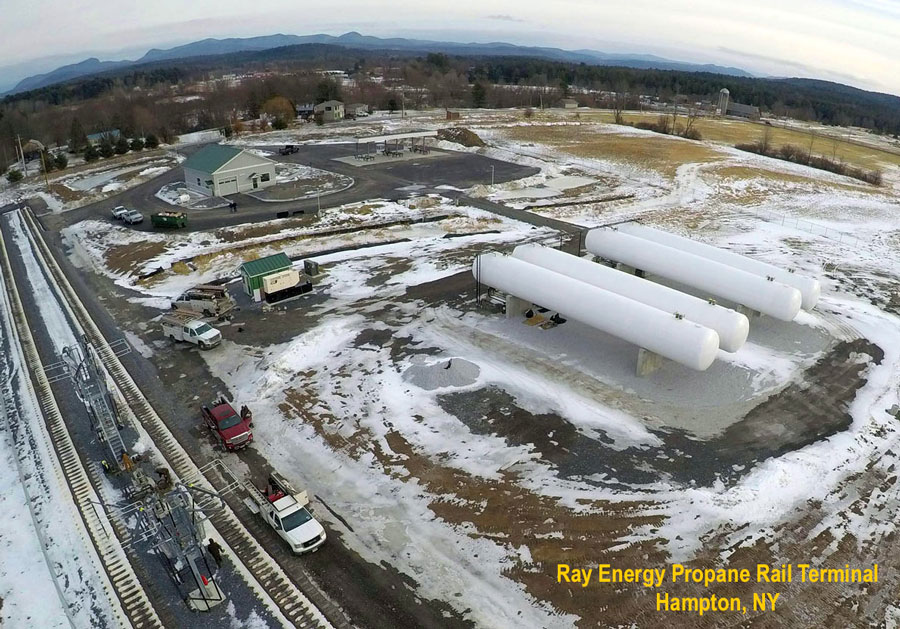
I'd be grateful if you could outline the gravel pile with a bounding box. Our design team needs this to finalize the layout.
[403,358,480,390]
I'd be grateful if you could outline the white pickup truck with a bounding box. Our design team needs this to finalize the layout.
[172,284,236,319]
[161,313,222,349]
[244,473,326,554]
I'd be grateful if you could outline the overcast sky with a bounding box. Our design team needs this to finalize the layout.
[5,0,900,95]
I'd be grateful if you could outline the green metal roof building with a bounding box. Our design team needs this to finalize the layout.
[240,253,293,301]
[183,143,276,197]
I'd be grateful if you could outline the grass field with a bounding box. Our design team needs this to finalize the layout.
[561,110,900,173]
[504,123,724,177]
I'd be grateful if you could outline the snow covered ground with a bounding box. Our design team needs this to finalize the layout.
[0,213,120,628]
[61,197,532,300]
[0,152,183,213]
[53,110,900,625]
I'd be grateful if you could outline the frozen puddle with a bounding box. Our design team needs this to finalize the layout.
[403,357,480,390]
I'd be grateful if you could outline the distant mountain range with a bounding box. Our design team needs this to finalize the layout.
[5,31,754,95]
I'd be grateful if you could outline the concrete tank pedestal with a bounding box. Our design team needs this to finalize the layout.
[636,348,664,377]
[506,295,531,318]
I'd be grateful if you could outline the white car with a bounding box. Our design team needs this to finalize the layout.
[111,205,130,220]
[122,210,144,225]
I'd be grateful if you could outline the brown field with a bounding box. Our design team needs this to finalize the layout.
[504,123,724,177]
[567,111,900,173]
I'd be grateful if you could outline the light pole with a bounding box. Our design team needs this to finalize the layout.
[490,165,495,187]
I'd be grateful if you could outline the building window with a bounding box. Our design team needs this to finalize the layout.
[206,180,213,186]
[260,173,270,182]
[197,178,201,185]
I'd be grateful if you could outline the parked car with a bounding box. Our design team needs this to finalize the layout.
[201,399,253,450]
[112,205,130,220]
[122,210,144,225]
[278,144,299,155]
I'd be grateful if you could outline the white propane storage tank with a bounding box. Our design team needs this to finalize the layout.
[584,228,803,322]
[511,243,749,352]
[618,223,820,310]
[473,253,720,371]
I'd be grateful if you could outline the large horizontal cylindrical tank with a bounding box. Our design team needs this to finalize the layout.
[473,253,720,371]
[618,223,820,310]
[584,229,802,322]
[511,243,749,352]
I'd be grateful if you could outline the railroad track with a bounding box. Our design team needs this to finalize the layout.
[17,208,342,629]
[0,221,160,629]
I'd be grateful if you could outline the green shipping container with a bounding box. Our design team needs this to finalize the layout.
[151,211,188,228]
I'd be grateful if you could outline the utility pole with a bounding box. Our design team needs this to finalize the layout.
[16,135,27,176]
[490,165,495,187]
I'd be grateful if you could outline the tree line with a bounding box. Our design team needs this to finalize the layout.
[2,44,899,174]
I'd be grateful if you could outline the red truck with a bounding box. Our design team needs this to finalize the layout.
[201,399,253,451]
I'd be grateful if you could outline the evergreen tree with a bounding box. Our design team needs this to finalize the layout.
[471,82,487,108]
[69,118,88,152]
[84,144,100,162]
[40,150,55,173]
[98,136,114,158]
[144,134,159,149]
[114,136,130,155]
[54,153,68,169]
[130,138,144,151]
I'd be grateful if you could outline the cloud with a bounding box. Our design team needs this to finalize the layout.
[716,47,870,88]
[486,14,525,23]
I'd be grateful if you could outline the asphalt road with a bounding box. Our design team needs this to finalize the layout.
[41,142,540,234]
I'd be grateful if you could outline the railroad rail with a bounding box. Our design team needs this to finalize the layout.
[0,222,160,629]
[17,208,341,629]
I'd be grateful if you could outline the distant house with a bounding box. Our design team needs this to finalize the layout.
[182,144,276,197]
[726,101,761,120]
[314,100,344,123]
[560,99,579,109]
[87,129,121,144]
[296,103,315,120]
[445,110,461,121]
[345,103,369,119]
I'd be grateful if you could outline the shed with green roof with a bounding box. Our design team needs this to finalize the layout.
[183,143,276,197]
[240,253,293,301]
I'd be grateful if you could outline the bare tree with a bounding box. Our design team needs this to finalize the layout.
[758,124,772,154]
[683,105,701,139]
[613,90,626,125]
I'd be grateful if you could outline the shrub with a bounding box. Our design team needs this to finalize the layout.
[6,169,23,184]
[115,136,130,155]
[734,141,881,185]
[130,138,144,151]
[272,117,288,130]
[84,144,100,162]
[98,138,114,158]
[54,152,68,169]
[41,151,55,173]
[144,134,159,149]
